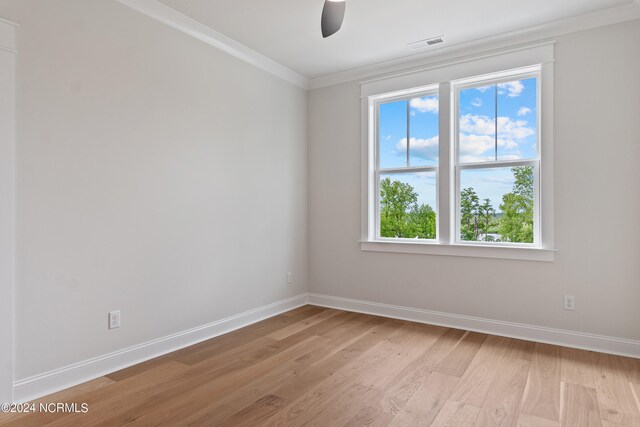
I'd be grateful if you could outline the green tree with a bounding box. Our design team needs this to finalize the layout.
[498,166,534,243]
[478,198,495,240]
[379,178,436,239]
[407,204,436,239]
[380,178,417,238]
[460,187,480,240]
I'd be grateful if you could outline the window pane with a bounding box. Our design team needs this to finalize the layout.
[379,172,436,240]
[497,77,537,160]
[379,100,407,169]
[459,85,497,163]
[459,166,534,243]
[409,95,439,167]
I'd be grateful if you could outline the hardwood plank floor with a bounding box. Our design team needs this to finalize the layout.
[2,305,639,426]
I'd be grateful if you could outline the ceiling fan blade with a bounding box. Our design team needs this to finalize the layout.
[321,0,346,38]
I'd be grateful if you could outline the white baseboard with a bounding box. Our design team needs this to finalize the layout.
[13,294,308,403]
[307,293,640,359]
[13,291,640,403]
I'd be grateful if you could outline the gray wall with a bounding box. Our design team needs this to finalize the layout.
[0,16,16,403]
[308,20,640,341]
[0,0,308,380]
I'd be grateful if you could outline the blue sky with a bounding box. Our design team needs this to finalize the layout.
[379,77,537,211]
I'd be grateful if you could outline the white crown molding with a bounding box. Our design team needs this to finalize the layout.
[116,0,309,90]
[309,3,640,89]
[12,294,308,403]
[307,293,640,359]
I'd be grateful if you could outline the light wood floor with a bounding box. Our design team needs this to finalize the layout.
[2,305,640,426]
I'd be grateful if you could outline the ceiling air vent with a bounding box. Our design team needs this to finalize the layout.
[407,36,444,51]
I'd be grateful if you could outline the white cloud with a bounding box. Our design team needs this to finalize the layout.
[460,114,495,135]
[410,96,438,113]
[474,81,525,97]
[471,98,482,108]
[390,112,534,164]
[459,114,534,141]
[517,107,531,116]
[395,136,439,160]
[458,114,532,161]
[460,134,495,156]
[498,139,519,151]
[497,81,524,97]
[497,116,534,140]
[458,135,519,159]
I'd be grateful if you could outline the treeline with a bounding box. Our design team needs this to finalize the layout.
[380,166,534,243]
[379,178,436,239]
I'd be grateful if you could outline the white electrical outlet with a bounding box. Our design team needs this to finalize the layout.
[287,272,293,284]
[564,295,575,311]
[109,310,121,329]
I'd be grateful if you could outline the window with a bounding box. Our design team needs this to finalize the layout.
[361,47,555,261]
[454,71,540,246]
[375,89,439,241]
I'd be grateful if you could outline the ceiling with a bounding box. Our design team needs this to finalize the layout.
[157,0,632,79]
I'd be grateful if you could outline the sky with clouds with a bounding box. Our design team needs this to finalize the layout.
[379,77,537,212]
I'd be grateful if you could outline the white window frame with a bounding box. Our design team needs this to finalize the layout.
[371,84,440,243]
[360,43,556,262]
[453,67,541,247]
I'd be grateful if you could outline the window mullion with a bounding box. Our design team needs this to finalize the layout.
[406,100,410,168]
[374,169,381,240]
[494,83,498,162]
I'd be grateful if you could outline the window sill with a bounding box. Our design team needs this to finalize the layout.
[360,240,556,262]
